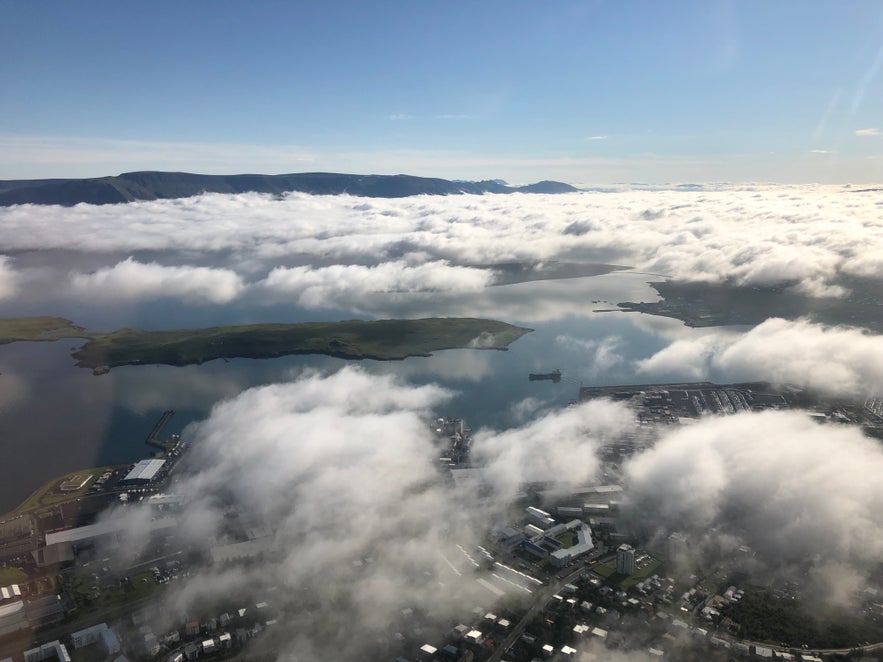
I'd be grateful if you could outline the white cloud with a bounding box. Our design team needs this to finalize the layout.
[93,364,883,658]
[69,257,244,303]
[0,256,19,300]
[3,185,880,302]
[624,410,883,585]
[388,113,413,121]
[637,317,883,396]
[855,127,880,136]
[587,135,608,140]
[256,260,492,309]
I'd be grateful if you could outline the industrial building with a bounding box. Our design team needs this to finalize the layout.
[35,517,178,567]
[122,459,166,485]
[0,600,27,637]
[525,506,555,529]
[617,544,636,575]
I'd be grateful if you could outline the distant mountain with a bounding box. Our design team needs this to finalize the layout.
[0,171,578,206]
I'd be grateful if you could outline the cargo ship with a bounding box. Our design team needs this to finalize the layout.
[529,369,561,383]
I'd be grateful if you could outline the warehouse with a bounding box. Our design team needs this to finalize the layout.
[122,459,166,485]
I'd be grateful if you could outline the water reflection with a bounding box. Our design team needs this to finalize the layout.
[0,272,711,512]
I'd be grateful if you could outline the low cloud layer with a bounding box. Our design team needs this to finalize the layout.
[69,257,244,304]
[1,185,881,309]
[106,368,482,659]
[91,366,883,659]
[637,317,883,395]
[624,410,883,600]
[257,260,492,308]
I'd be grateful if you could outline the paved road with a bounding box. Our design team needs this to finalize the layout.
[486,555,610,662]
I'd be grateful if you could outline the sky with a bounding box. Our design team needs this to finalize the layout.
[2,0,883,183]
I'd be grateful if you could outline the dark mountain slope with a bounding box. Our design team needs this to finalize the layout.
[0,171,578,206]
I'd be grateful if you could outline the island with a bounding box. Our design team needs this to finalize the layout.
[0,316,532,374]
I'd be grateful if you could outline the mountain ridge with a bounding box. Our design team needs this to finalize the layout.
[0,171,578,206]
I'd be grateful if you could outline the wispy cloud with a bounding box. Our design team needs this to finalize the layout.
[855,127,880,136]
[809,149,833,154]
[587,135,608,141]
[436,114,469,120]
[387,113,413,121]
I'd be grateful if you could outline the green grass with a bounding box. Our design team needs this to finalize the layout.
[0,567,27,584]
[555,530,577,548]
[0,315,533,375]
[4,466,112,520]
[72,317,533,373]
[620,558,662,588]
[594,561,617,578]
[592,557,663,588]
[0,317,87,344]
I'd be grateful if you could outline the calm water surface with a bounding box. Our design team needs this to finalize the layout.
[0,271,723,512]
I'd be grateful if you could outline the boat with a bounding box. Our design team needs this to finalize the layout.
[529,369,561,383]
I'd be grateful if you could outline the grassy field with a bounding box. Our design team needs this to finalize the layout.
[593,557,663,588]
[72,317,532,373]
[621,558,663,588]
[0,317,87,344]
[0,567,27,584]
[2,466,113,520]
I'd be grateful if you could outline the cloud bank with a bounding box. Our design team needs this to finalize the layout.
[637,317,883,395]
[623,409,883,598]
[88,365,883,659]
[69,258,244,304]
[1,185,880,309]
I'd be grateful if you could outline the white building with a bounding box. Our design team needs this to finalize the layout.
[525,506,555,529]
[0,601,28,638]
[71,623,110,649]
[550,523,595,567]
[122,459,166,484]
[616,544,636,575]
[23,641,71,662]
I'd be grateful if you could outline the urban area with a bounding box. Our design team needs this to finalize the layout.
[1,383,882,662]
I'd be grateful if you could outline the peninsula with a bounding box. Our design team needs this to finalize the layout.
[617,278,883,332]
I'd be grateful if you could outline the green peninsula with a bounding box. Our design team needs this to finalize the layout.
[0,316,88,343]
[0,316,532,374]
[617,278,883,332]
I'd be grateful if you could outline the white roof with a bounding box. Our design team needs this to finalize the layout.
[123,459,166,482]
[45,517,176,546]
[419,644,437,654]
[72,623,108,638]
[591,627,608,638]
[0,600,24,618]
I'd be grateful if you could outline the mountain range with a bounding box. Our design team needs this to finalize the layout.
[0,171,578,206]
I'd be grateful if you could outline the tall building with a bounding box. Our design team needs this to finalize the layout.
[616,544,635,575]
[667,532,689,562]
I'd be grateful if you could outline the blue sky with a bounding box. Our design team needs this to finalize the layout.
[2,0,882,183]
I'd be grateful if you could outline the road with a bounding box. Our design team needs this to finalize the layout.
[486,554,610,662]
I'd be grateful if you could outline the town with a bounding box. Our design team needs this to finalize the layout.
[1,385,882,662]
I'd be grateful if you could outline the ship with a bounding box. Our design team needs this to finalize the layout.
[529,369,561,383]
